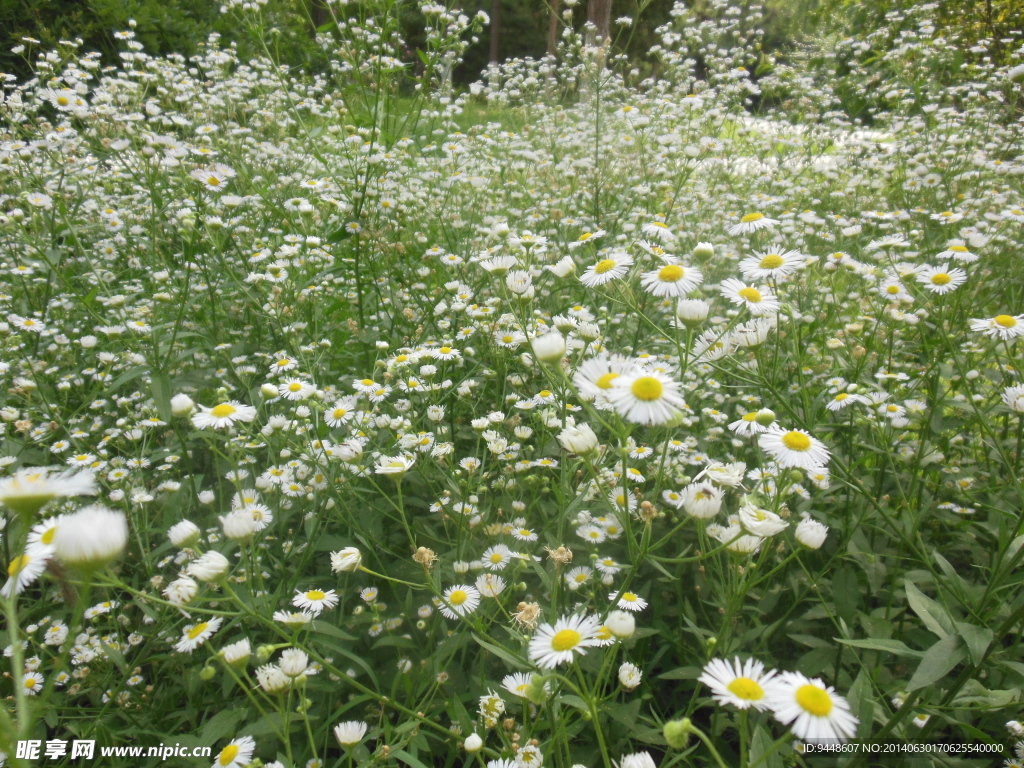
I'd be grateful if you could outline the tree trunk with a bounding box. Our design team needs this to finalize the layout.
[547,0,560,56]
[586,0,611,46]
[489,0,502,63]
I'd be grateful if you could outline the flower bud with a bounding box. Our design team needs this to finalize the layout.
[530,332,566,364]
[664,718,693,749]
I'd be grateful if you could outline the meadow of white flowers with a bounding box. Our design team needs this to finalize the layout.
[2,0,1024,766]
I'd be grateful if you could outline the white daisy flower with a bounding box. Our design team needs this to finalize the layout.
[609,590,648,611]
[439,585,481,619]
[758,427,831,469]
[175,617,223,654]
[767,671,858,742]
[191,401,257,430]
[212,736,255,767]
[698,657,779,711]
[292,588,339,614]
[606,369,687,426]
[528,613,603,669]
[719,278,780,316]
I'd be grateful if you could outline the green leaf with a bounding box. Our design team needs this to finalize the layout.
[750,724,783,768]
[955,622,993,667]
[656,666,701,680]
[394,750,431,768]
[151,370,173,421]
[834,637,924,659]
[606,699,641,729]
[950,680,1020,709]
[905,580,953,638]
[472,632,528,670]
[907,634,965,691]
[201,708,248,745]
[558,694,590,713]
[832,564,859,625]
[106,365,149,392]
[311,620,355,642]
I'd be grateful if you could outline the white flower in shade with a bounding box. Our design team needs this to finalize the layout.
[759,427,831,469]
[1,550,48,597]
[642,221,676,241]
[333,720,368,747]
[163,576,199,606]
[292,588,338,614]
[768,671,858,742]
[52,505,127,570]
[1003,385,1024,414]
[682,483,723,519]
[0,468,96,517]
[738,497,788,536]
[475,572,507,597]
[374,454,415,477]
[528,613,603,668]
[719,278,780,316]
[610,590,648,611]
[191,401,257,430]
[330,547,362,573]
[639,261,702,297]
[279,648,310,677]
[220,638,251,666]
[606,369,686,426]
[580,252,634,287]
[916,264,967,295]
[464,733,484,752]
[170,393,195,417]
[175,617,222,653]
[273,610,314,628]
[603,610,634,639]
[187,550,231,582]
[530,332,566,364]
[213,736,255,768]
[548,255,576,277]
[219,509,257,541]
[969,314,1024,340]
[795,517,829,549]
[699,657,780,711]
[729,212,778,235]
[619,662,643,689]
[440,585,481,619]
[693,242,715,259]
[557,423,599,455]
[617,752,657,768]
[255,664,290,693]
[168,519,201,548]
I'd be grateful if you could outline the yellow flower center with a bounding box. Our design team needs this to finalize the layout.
[631,376,664,402]
[795,684,833,716]
[210,404,236,419]
[726,677,764,700]
[835,393,848,401]
[950,245,968,252]
[539,390,552,398]
[218,745,240,766]
[361,379,374,386]
[207,177,221,186]
[741,213,764,223]
[490,553,504,563]
[621,592,637,602]
[995,314,1017,328]
[885,285,900,294]
[742,412,757,421]
[579,233,592,241]
[41,527,57,545]
[187,622,209,640]
[758,254,784,269]
[25,676,38,688]
[781,431,812,451]
[596,372,619,389]
[288,383,302,392]
[551,629,581,651]
[931,273,951,285]
[658,264,685,282]
[738,287,762,303]
[596,625,613,640]
[439,347,452,354]
[306,590,326,600]
[574,573,588,583]
[449,589,468,606]
[595,259,618,274]
[8,555,29,576]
